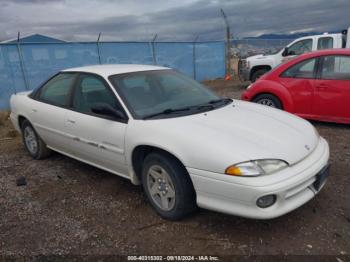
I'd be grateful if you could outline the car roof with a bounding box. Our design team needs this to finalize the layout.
[62,64,170,77]
[299,48,350,59]
[265,49,350,78]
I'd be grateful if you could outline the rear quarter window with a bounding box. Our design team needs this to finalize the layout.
[321,55,350,80]
[38,73,76,107]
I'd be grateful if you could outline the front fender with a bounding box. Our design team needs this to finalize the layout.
[243,80,294,112]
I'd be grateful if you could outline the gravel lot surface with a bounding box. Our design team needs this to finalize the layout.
[0,80,349,257]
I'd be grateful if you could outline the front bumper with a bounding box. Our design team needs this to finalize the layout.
[240,89,252,101]
[188,137,330,219]
[238,59,250,81]
[239,67,250,82]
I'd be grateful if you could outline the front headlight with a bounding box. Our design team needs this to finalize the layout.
[225,159,288,177]
[240,59,250,69]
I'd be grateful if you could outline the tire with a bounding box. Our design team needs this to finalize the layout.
[141,152,197,220]
[253,94,283,109]
[21,119,52,159]
[251,69,269,82]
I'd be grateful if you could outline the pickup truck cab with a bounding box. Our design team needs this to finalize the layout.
[240,28,350,82]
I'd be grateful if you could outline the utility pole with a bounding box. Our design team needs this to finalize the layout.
[16,32,29,90]
[220,8,231,80]
[193,35,199,80]
[97,32,102,64]
[151,34,158,65]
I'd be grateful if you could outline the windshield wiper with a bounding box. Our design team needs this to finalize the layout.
[142,99,232,119]
[196,98,232,110]
[143,107,191,119]
[208,98,232,105]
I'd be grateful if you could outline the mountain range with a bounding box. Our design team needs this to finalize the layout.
[243,30,344,40]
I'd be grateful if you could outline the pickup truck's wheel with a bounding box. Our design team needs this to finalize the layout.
[253,94,282,109]
[21,120,52,159]
[142,152,197,220]
[251,69,268,82]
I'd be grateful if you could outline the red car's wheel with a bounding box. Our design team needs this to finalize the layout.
[253,94,283,109]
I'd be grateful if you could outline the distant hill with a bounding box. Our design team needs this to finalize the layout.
[244,30,342,40]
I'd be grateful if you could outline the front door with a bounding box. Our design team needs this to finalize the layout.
[282,38,313,64]
[65,73,129,176]
[313,55,350,122]
[279,57,318,115]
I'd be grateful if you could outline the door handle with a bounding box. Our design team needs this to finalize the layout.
[67,119,76,124]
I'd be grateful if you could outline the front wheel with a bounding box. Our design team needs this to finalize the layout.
[141,152,197,220]
[253,94,282,109]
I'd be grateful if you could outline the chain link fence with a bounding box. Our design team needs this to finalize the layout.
[0,40,226,109]
[231,39,292,58]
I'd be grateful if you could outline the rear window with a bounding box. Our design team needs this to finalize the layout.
[321,55,350,80]
[317,37,333,50]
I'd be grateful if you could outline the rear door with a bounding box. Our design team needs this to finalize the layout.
[64,73,129,176]
[313,55,350,121]
[317,36,334,50]
[31,72,77,152]
[279,57,318,115]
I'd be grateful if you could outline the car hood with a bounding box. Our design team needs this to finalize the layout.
[130,100,319,173]
[247,53,278,63]
[247,54,265,60]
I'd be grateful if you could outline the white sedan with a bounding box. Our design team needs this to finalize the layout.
[10,64,330,220]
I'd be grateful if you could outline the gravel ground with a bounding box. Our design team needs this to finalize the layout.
[0,80,349,258]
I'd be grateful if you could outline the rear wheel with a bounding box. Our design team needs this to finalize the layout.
[253,94,282,109]
[21,120,52,159]
[142,152,197,220]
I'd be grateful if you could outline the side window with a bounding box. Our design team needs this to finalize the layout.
[288,39,312,56]
[73,74,120,113]
[317,37,333,50]
[281,58,316,79]
[39,73,76,106]
[321,55,350,80]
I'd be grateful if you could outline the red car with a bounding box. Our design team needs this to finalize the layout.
[241,49,350,124]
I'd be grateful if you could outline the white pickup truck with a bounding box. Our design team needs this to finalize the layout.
[240,28,350,82]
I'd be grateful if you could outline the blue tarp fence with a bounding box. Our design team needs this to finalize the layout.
[0,41,225,109]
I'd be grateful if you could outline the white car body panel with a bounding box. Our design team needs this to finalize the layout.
[125,100,318,174]
[10,64,330,219]
[64,110,129,175]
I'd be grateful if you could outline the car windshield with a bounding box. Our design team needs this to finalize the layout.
[109,70,231,119]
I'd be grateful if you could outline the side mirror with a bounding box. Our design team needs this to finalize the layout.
[282,47,288,57]
[91,103,125,120]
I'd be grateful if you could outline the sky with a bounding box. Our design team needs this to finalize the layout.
[0,0,349,42]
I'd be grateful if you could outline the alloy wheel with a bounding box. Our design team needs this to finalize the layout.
[146,165,176,211]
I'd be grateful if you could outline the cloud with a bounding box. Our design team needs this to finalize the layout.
[0,0,349,42]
